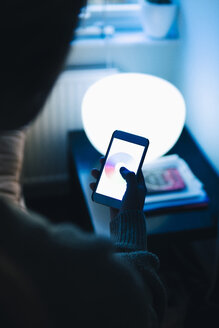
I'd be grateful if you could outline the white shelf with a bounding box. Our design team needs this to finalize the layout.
[66,32,180,83]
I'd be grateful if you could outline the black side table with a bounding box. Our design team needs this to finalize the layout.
[68,128,219,242]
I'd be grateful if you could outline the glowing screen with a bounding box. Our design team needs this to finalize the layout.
[96,138,145,200]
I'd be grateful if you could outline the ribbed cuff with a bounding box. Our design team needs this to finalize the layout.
[110,210,147,251]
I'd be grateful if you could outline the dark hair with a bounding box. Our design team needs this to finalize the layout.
[0,0,86,130]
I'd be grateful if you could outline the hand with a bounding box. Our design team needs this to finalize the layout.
[90,158,147,220]
[90,157,120,220]
[119,167,147,213]
[89,156,104,194]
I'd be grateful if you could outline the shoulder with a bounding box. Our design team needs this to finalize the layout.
[0,197,154,327]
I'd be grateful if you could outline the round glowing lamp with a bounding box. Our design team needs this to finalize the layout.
[82,73,186,164]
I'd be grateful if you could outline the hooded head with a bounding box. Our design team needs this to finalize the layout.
[0,0,86,130]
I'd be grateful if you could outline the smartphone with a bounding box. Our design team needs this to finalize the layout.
[92,130,149,209]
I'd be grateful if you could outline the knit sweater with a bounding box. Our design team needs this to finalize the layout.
[0,130,166,327]
[0,197,166,327]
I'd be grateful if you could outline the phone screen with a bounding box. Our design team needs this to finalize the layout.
[96,138,146,201]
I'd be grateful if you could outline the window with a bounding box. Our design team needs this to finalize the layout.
[76,0,178,40]
[88,0,137,4]
[77,0,141,38]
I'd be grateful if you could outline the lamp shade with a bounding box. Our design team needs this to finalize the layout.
[82,73,186,164]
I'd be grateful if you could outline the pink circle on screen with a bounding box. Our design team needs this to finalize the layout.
[105,152,133,178]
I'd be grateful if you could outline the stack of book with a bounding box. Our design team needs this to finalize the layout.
[143,154,209,213]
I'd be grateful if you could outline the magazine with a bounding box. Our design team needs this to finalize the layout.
[142,154,208,212]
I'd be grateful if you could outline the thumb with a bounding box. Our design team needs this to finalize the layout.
[119,166,144,212]
[120,167,136,184]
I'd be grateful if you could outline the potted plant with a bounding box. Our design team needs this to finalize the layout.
[139,0,178,39]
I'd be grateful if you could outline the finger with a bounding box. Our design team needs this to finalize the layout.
[99,156,105,164]
[91,168,100,179]
[137,170,145,185]
[89,182,96,191]
[137,170,147,193]
[120,167,136,184]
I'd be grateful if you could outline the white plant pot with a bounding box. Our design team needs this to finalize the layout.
[139,1,178,39]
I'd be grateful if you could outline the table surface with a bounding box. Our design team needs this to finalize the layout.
[68,128,219,241]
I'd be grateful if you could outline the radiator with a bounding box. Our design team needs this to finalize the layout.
[22,67,118,192]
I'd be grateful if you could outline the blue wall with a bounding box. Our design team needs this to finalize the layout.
[178,0,219,175]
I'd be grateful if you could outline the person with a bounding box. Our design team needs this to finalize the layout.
[0,1,166,327]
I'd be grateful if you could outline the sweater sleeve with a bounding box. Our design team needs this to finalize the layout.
[0,197,161,328]
[110,209,166,325]
[110,209,147,251]
[0,129,27,209]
